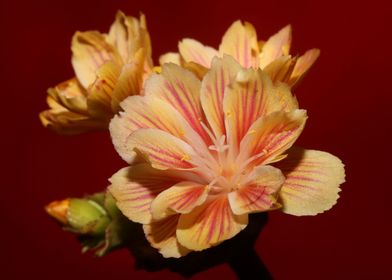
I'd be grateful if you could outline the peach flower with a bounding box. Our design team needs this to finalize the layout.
[109,56,344,258]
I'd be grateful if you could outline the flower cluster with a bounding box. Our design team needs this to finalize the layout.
[43,11,345,259]
[40,11,153,134]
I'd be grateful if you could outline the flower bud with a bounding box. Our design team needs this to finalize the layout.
[46,197,110,236]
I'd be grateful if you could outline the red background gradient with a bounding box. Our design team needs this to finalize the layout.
[2,0,391,279]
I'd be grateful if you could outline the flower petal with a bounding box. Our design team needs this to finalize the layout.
[275,147,345,216]
[288,49,320,87]
[228,165,284,215]
[151,182,209,220]
[127,128,197,170]
[111,49,145,112]
[144,63,210,143]
[87,61,121,119]
[47,78,88,114]
[219,20,259,68]
[108,164,181,224]
[259,25,292,69]
[200,55,241,138]
[266,81,299,113]
[107,11,152,64]
[177,197,248,251]
[159,52,181,65]
[179,38,218,68]
[263,55,297,84]
[143,215,190,258]
[110,95,205,164]
[71,31,121,88]
[39,110,107,135]
[223,68,273,152]
[237,110,307,167]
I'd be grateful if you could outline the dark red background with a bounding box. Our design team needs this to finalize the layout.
[2,0,391,279]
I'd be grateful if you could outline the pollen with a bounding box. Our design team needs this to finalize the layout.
[248,129,256,134]
[181,154,190,161]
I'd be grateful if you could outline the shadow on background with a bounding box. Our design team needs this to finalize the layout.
[124,213,272,279]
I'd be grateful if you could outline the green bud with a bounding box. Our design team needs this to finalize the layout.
[67,199,111,235]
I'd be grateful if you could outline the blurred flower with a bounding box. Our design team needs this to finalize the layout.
[108,56,345,258]
[160,21,319,86]
[46,192,130,256]
[40,11,153,134]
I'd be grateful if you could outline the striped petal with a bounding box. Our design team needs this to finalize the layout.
[219,20,259,68]
[126,128,196,170]
[179,38,218,68]
[177,197,248,251]
[237,110,307,167]
[275,147,345,216]
[110,95,193,164]
[87,61,120,119]
[288,49,320,87]
[228,165,284,215]
[143,215,190,258]
[71,31,121,88]
[108,164,181,224]
[259,25,292,69]
[200,55,241,138]
[151,182,209,220]
[223,68,274,152]
[144,63,210,143]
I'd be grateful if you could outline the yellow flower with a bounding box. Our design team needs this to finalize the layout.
[160,21,319,86]
[108,56,345,258]
[40,11,153,134]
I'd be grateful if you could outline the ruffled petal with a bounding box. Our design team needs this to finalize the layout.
[200,55,241,138]
[259,25,292,69]
[144,63,210,143]
[126,128,197,170]
[237,110,307,167]
[71,31,121,88]
[143,215,190,258]
[228,165,284,214]
[110,95,193,163]
[108,164,181,224]
[179,38,218,68]
[275,147,345,216]
[219,20,259,68]
[288,49,320,87]
[151,182,209,220]
[177,197,248,251]
[46,78,88,114]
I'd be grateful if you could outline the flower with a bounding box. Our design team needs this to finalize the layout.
[46,192,130,256]
[108,56,345,258]
[160,21,319,87]
[39,11,153,134]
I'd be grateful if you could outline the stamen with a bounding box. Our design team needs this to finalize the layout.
[200,121,217,144]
